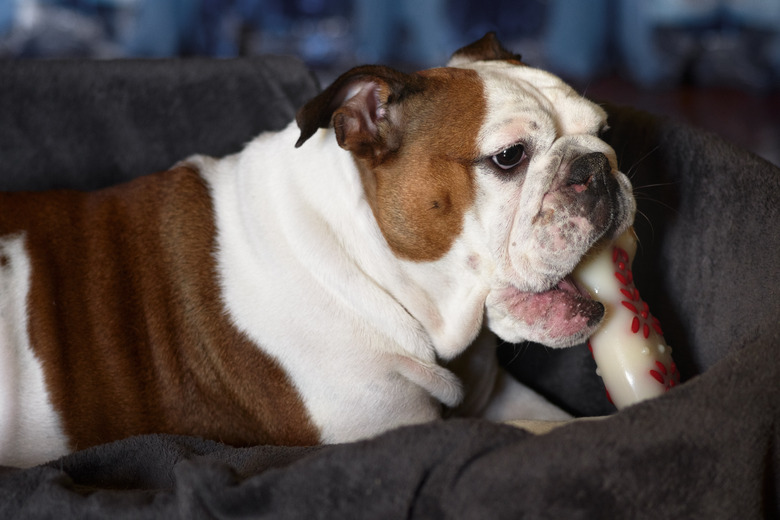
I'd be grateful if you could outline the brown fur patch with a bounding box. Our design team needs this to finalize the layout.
[359,67,486,261]
[0,168,319,450]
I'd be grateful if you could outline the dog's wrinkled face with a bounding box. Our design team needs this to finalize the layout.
[464,59,635,347]
[296,34,635,350]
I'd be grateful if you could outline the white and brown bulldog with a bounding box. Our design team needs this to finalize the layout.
[0,34,634,467]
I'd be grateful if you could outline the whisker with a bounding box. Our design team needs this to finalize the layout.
[505,341,529,366]
[579,82,594,100]
[634,194,679,215]
[634,209,656,245]
[623,145,660,180]
[632,181,677,191]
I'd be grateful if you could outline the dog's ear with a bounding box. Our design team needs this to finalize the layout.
[447,32,523,67]
[295,65,424,160]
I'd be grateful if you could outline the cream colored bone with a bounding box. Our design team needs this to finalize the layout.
[572,228,679,409]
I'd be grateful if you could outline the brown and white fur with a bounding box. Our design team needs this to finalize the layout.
[0,34,634,467]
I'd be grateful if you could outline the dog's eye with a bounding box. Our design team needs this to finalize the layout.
[491,144,526,170]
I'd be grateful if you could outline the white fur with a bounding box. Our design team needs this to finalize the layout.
[193,61,632,442]
[0,235,69,468]
[196,127,455,442]
[468,61,617,290]
[196,123,509,442]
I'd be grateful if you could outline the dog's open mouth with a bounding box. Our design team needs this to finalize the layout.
[500,274,604,342]
[541,274,604,326]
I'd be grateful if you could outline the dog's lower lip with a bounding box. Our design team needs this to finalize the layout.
[546,275,604,325]
[554,275,591,299]
[502,274,605,337]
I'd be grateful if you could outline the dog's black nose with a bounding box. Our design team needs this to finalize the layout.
[568,152,610,186]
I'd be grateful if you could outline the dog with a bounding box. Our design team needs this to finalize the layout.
[0,33,635,467]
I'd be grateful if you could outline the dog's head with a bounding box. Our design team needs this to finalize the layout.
[296,33,635,350]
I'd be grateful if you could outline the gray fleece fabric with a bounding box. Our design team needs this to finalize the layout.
[0,57,777,519]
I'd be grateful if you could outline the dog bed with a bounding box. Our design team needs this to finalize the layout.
[0,56,778,519]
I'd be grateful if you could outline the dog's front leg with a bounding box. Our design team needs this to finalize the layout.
[480,368,572,423]
[447,329,572,426]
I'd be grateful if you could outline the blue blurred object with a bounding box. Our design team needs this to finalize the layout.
[543,0,780,88]
[123,0,204,57]
[0,1,15,36]
[544,0,688,85]
[616,0,681,87]
[544,0,611,81]
[0,0,120,57]
[0,0,778,89]
[352,0,454,67]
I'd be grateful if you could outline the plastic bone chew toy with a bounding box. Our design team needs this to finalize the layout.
[572,227,679,409]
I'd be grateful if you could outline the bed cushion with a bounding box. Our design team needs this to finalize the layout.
[0,55,318,191]
[0,56,777,518]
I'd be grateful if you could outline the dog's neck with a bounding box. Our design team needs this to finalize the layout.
[199,122,488,365]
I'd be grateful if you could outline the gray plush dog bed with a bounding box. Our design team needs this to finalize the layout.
[0,56,778,519]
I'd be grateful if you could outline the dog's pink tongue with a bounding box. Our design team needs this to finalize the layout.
[501,280,604,343]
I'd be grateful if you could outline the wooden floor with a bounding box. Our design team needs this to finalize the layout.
[582,76,780,167]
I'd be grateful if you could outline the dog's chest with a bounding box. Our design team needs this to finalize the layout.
[199,128,460,442]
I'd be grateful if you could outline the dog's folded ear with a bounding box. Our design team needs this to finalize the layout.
[295,65,424,161]
[447,32,523,67]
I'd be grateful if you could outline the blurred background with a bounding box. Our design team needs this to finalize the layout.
[1,0,778,165]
